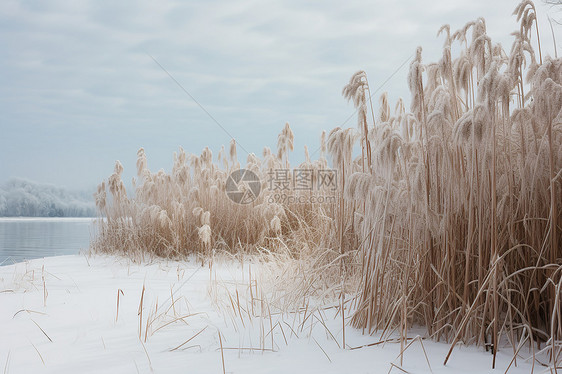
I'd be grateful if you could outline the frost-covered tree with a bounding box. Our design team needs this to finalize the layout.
[0,178,95,217]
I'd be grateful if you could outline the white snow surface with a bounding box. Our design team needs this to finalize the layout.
[0,255,538,373]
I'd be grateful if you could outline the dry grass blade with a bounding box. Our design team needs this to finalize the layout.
[152,313,205,335]
[170,326,208,352]
[3,351,10,374]
[31,319,52,343]
[218,330,226,374]
[388,362,410,374]
[312,336,332,363]
[140,340,153,372]
[29,340,45,366]
[13,309,46,318]
[394,336,433,374]
[138,284,145,340]
[220,347,275,352]
[116,289,124,322]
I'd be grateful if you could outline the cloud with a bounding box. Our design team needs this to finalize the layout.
[0,0,558,190]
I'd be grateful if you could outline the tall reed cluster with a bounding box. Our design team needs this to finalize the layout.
[92,0,561,367]
[348,1,562,366]
[92,124,345,269]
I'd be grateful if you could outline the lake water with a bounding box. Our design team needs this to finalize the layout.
[0,218,95,266]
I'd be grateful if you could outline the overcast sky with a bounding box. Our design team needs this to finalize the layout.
[0,0,559,192]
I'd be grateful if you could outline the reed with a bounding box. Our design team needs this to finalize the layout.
[349,1,562,368]
[91,0,561,368]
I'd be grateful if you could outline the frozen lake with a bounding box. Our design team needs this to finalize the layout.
[0,218,94,266]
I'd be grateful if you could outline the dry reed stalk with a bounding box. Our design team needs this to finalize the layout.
[31,319,52,342]
[116,289,124,322]
[140,340,153,372]
[3,351,10,374]
[41,266,47,307]
[29,341,44,366]
[138,284,145,340]
[170,326,208,351]
[218,330,226,374]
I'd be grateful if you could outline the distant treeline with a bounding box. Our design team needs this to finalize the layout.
[0,178,95,217]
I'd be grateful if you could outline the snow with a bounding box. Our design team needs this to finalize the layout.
[0,255,537,373]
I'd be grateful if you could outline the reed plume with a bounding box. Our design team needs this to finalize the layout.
[92,1,562,369]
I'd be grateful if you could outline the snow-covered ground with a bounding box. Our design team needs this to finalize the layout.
[0,255,538,373]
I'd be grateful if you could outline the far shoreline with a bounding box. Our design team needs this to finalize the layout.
[0,217,96,222]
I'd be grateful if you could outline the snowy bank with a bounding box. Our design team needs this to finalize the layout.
[0,255,537,373]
